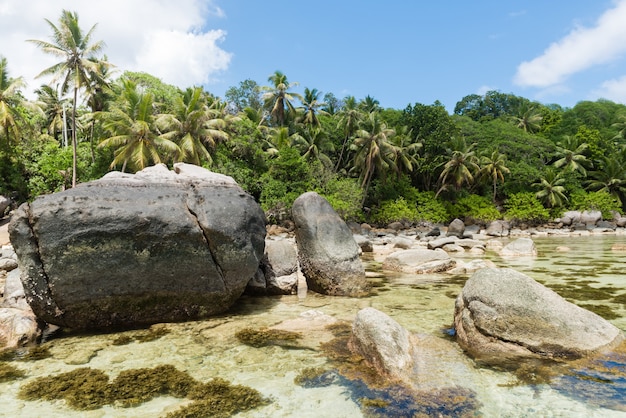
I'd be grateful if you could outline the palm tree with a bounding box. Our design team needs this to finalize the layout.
[553,135,590,176]
[35,84,68,143]
[261,70,302,127]
[390,126,421,177]
[612,114,626,143]
[28,10,110,187]
[98,79,179,171]
[437,137,479,195]
[335,96,362,171]
[298,87,326,127]
[480,149,510,202]
[157,87,228,166]
[513,104,543,133]
[533,167,567,208]
[359,95,380,113]
[265,126,295,152]
[350,112,397,201]
[586,155,626,207]
[291,126,333,167]
[0,56,27,151]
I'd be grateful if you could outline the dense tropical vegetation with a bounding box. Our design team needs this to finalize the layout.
[2,10,626,227]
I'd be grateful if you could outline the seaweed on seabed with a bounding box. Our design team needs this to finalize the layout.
[0,362,26,382]
[294,367,336,388]
[111,324,171,346]
[18,368,110,410]
[17,364,271,415]
[166,377,270,418]
[235,327,302,348]
[107,364,198,407]
[20,344,53,361]
[354,383,480,418]
[0,344,53,362]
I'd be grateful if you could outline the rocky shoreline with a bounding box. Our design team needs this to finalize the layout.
[2,180,626,415]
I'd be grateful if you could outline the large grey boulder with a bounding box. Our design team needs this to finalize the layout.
[580,210,602,225]
[446,218,465,238]
[559,210,581,226]
[454,268,623,361]
[291,192,369,297]
[8,163,266,330]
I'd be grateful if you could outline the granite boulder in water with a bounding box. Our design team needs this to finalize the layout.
[291,192,369,296]
[8,163,266,330]
[454,268,623,361]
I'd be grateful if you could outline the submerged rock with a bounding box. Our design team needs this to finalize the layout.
[499,237,537,256]
[382,248,456,274]
[292,192,369,297]
[454,268,623,362]
[348,307,414,378]
[343,308,482,416]
[8,163,266,330]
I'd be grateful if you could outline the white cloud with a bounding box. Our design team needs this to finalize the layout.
[591,75,626,103]
[0,0,232,97]
[476,85,496,95]
[514,0,626,88]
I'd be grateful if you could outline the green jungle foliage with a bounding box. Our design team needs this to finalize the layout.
[2,11,626,225]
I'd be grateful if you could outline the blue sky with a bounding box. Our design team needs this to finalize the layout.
[3,0,626,112]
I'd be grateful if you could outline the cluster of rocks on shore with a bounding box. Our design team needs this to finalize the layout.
[1,164,624,404]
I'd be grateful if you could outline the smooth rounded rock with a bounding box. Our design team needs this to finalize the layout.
[454,268,623,361]
[292,192,369,297]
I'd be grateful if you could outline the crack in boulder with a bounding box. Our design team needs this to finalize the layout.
[184,189,228,293]
[14,203,64,320]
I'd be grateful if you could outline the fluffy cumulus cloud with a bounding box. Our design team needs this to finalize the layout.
[514,0,626,88]
[593,76,626,102]
[0,0,232,96]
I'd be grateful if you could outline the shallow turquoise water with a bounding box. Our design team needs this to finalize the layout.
[1,234,625,417]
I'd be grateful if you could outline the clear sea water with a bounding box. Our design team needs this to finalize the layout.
[1,234,625,417]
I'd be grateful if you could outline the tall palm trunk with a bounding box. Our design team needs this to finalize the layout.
[71,86,78,187]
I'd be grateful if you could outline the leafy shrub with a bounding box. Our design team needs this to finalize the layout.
[568,190,622,219]
[317,177,364,222]
[368,174,415,204]
[371,197,419,225]
[504,192,550,224]
[259,148,312,220]
[448,194,501,223]
[371,192,449,225]
[414,191,449,224]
